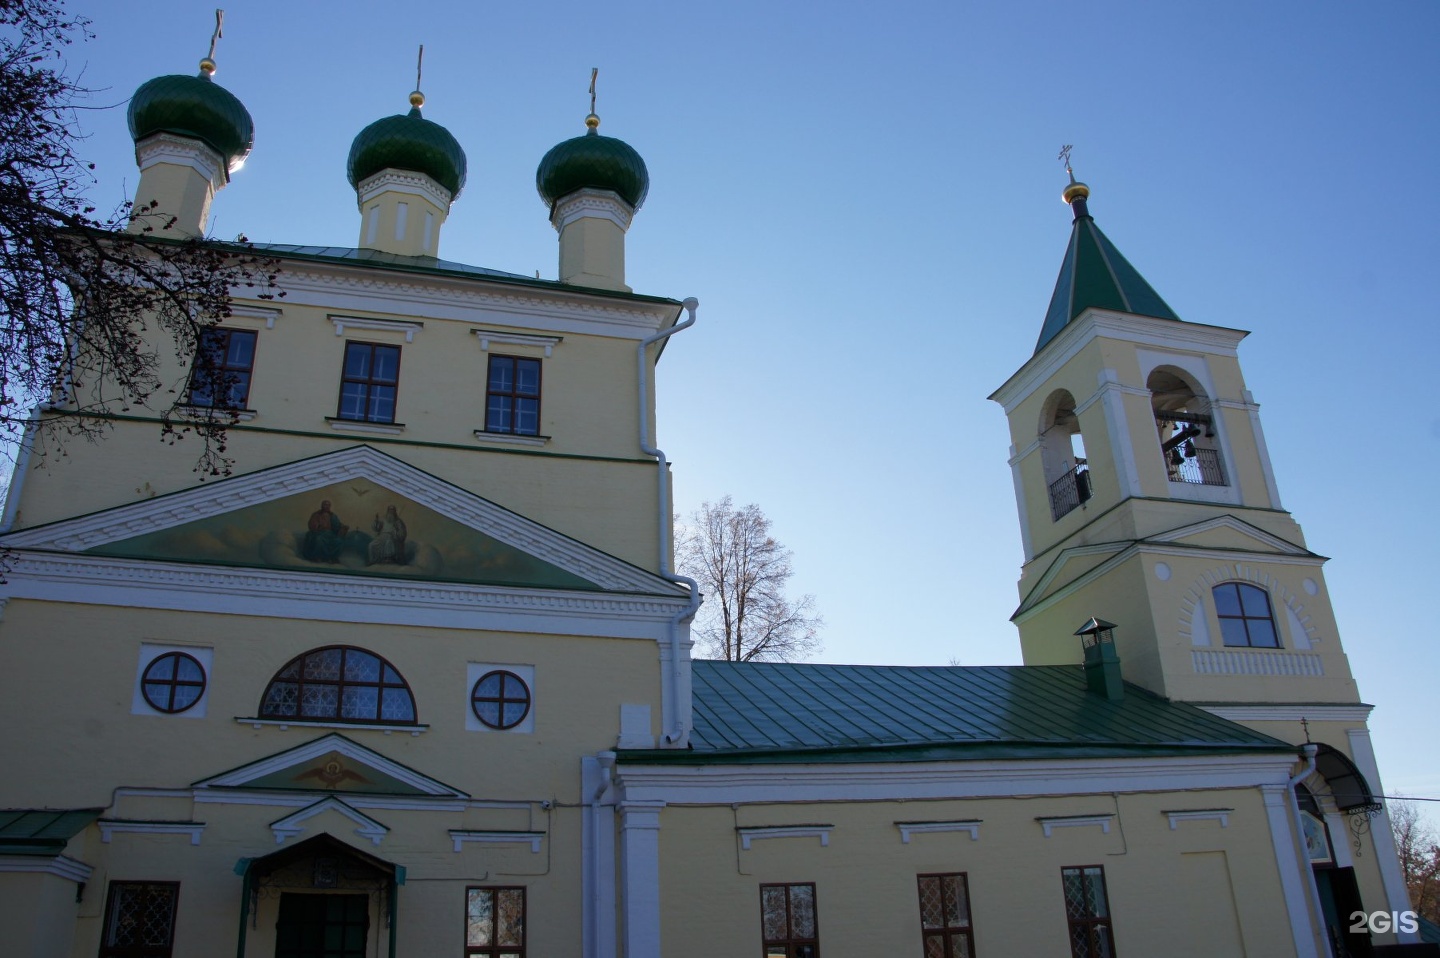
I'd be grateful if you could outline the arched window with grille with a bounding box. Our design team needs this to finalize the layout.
[1212,582,1280,648]
[259,646,417,724]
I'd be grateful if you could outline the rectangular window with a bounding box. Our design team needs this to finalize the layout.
[760,883,819,958]
[99,881,179,958]
[1061,866,1116,958]
[918,873,975,957]
[187,328,257,409]
[465,887,525,958]
[485,355,541,436]
[338,342,401,423]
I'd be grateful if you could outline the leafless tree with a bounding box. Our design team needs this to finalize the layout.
[0,0,280,477]
[1391,798,1440,924]
[677,496,822,662]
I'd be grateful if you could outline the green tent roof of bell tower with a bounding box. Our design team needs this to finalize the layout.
[1035,182,1182,354]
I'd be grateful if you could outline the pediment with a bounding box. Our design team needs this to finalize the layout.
[195,733,467,799]
[1,445,682,596]
[1141,516,1319,558]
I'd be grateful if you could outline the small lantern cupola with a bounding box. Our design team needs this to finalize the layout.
[126,11,253,236]
[346,47,467,258]
[535,69,649,291]
[1075,617,1124,702]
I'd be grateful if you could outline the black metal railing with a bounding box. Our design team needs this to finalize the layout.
[1165,445,1227,486]
[1049,461,1092,520]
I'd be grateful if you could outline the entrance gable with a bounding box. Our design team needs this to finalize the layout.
[194,733,468,799]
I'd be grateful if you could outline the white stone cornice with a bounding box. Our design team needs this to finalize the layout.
[1198,704,1373,724]
[1037,813,1112,837]
[450,830,545,853]
[330,314,424,342]
[616,754,1296,805]
[0,854,93,884]
[356,168,454,212]
[551,189,635,233]
[265,260,678,341]
[98,820,206,845]
[1,553,691,636]
[1164,808,1232,829]
[896,820,981,843]
[135,132,226,188]
[990,308,1249,412]
[473,329,562,356]
[227,304,283,328]
[737,825,831,850]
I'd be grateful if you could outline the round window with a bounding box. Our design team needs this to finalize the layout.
[141,651,207,714]
[470,670,531,730]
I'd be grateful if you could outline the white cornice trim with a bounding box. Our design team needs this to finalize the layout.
[473,430,549,448]
[0,554,687,636]
[1164,808,1232,829]
[356,169,453,212]
[98,820,205,845]
[1146,515,1312,555]
[990,309,1249,412]
[473,329,563,356]
[259,262,676,342]
[0,854,93,884]
[737,825,832,850]
[227,304,283,328]
[896,820,981,843]
[1037,814,1112,837]
[1198,704,1373,723]
[235,717,427,736]
[449,830,545,853]
[326,418,405,435]
[271,797,388,846]
[617,754,1296,805]
[330,314,424,342]
[135,133,225,189]
[0,445,685,597]
[551,189,635,232]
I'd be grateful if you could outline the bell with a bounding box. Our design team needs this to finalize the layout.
[1183,440,1196,458]
[1170,448,1184,466]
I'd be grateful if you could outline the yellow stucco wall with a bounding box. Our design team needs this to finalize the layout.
[656,790,1298,957]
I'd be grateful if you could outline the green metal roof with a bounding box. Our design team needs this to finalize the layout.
[128,72,254,170]
[648,661,1289,764]
[1035,211,1181,354]
[347,106,467,198]
[0,809,103,855]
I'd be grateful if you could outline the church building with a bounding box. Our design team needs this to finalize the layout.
[0,32,1428,958]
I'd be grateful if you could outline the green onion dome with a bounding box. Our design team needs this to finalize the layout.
[536,114,649,211]
[346,92,467,199]
[127,62,254,172]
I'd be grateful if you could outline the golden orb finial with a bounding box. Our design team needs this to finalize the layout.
[409,90,425,109]
[199,57,216,77]
[1062,179,1090,204]
[585,113,601,131]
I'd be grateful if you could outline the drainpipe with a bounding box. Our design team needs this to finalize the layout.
[637,298,700,746]
[1287,744,1332,958]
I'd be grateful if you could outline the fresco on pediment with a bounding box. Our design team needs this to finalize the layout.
[85,479,600,590]
[239,751,428,795]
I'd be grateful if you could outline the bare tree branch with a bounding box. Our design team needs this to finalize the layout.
[1391,798,1440,924]
[677,496,822,662]
[0,0,281,477]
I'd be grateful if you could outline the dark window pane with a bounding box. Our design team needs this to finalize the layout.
[373,346,400,382]
[516,360,540,395]
[1238,583,1271,617]
[1247,619,1279,648]
[1219,618,1251,647]
[514,398,539,435]
[789,885,815,938]
[1213,583,1242,616]
[344,344,372,378]
[227,332,256,366]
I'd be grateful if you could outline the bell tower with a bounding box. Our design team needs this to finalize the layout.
[988,169,1359,708]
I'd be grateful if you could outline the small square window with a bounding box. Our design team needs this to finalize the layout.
[337,342,401,423]
[187,328,257,409]
[485,355,541,436]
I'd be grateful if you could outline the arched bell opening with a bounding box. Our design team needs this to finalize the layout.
[1038,389,1092,520]
[1147,367,1227,487]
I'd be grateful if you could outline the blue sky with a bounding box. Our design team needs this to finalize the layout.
[64,2,1440,797]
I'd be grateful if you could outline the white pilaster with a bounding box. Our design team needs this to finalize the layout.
[583,756,618,958]
[1346,728,1419,942]
[1095,370,1144,499]
[1262,783,1321,958]
[618,800,664,958]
